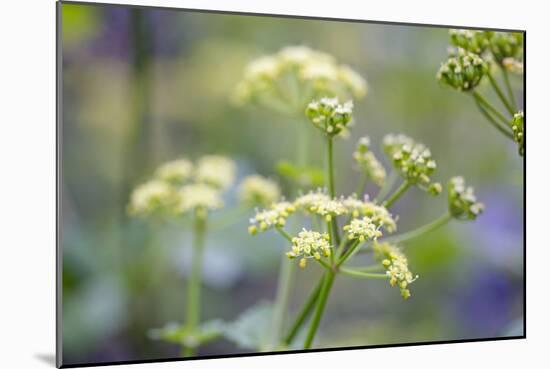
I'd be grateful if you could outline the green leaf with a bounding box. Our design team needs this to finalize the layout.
[222,300,274,350]
[276,161,325,188]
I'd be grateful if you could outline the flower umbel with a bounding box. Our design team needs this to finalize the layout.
[195,155,236,190]
[383,134,441,193]
[128,180,178,217]
[306,97,354,137]
[155,158,194,185]
[447,176,484,220]
[177,183,223,217]
[248,201,296,234]
[437,48,488,91]
[286,229,332,269]
[234,46,367,107]
[343,217,383,242]
[239,175,281,207]
[449,29,490,54]
[373,242,418,299]
[353,137,387,187]
[511,112,524,156]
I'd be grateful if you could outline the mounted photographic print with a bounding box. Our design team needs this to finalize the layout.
[57,1,525,367]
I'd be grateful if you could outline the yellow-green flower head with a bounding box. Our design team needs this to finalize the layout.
[488,32,523,66]
[248,201,296,234]
[373,242,418,300]
[353,136,387,187]
[238,175,281,207]
[294,189,347,221]
[447,176,485,220]
[177,183,223,216]
[306,97,354,137]
[343,217,382,242]
[437,48,488,91]
[234,46,367,108]
[286,228,332,269]
[294,189,330,211]
[511,111,524,156]
[154,158,194,185]
[128,180,178,217]
[195,155,236,190]
[383,134,440,194]
[449,29,490,54]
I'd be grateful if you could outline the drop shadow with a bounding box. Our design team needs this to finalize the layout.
[34,353,56,367]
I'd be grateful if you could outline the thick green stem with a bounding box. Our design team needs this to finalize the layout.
[303,271,336,349]
[487,72,515,116]
[183,213,206,356]
[284,279,323,346]
[472,91,511,126]
[473,96,515,140]
[382,181,410,208]
[501,67,517,111]
[382,212,452,245]
[270,254,295,349]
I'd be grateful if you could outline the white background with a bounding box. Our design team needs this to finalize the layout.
[0,0,547,368]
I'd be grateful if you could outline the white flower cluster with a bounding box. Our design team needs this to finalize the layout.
[128,180,178,217]
[177,183,223,216]
[437,47,488,91]
[353,136,387,187]
[294,189,346,221]
[155,159,194,185]
[195,155,236,190]
[343,217,382,242]
[447,176,484,220]
[306,97,354,137]
[235,46,367,107]
[238,175,281,207]
[128,155,237,219]
[374,242,418,300]
[286,229,332,268]
[449,29,490,54]
[383,134,441,195]
[248,201,296,234]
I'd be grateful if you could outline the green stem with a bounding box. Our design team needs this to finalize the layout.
[382,212,452,245]
[355,173,368,197]
[382,181,410,208]
[326,136,336,198]
[472,91,511,126]
[339,268,389,279]
[276,227,293,243]
[303,271,336,349]
[270,255,295,349]
[183,213,206,356]
[336,239,361,267]
[284,279,322,346]
[487,72,515,116]
[374,171,398,204]
[473,96,514,140]
[501,67,517,111]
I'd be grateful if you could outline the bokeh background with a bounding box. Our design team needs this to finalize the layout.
[60,2,524,366]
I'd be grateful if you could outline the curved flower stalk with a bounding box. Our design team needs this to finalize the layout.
[128,156,272,356]
[437,30,525,155]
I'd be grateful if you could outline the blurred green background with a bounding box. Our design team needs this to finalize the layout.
[60,2,524,365]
